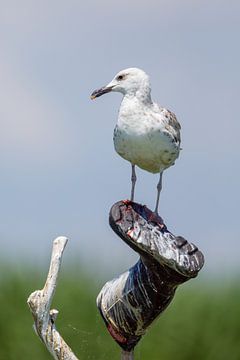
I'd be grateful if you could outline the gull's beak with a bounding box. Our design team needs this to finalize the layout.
[91,85,115,100]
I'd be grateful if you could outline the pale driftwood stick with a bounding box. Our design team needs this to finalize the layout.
[27,236,79,360]
[121,350,134,360]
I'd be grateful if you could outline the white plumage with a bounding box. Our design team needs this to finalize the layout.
[91,67,181,214]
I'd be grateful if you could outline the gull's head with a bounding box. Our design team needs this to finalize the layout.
[91,68,151,100]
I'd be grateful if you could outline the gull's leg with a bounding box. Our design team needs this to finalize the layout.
[154,171,163,214]
[130,164,137,201]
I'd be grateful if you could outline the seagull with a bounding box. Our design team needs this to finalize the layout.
[91,68,181,215]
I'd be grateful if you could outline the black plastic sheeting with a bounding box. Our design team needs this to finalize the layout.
[97,201,205,352]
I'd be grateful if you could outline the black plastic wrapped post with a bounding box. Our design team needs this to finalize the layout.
[97,201,204,359]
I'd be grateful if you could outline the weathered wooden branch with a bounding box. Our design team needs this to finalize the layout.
[27,236,79,360]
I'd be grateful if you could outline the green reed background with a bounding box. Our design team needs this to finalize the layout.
[0,266,239,360]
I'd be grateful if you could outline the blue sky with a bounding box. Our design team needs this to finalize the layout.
[1,0,239,277]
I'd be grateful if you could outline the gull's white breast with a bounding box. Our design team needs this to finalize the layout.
[113,100,180,174]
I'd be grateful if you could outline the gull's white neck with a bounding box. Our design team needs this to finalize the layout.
[118,88,153,130]
[121,87,153,108]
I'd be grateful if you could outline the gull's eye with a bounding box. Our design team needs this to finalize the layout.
[117,74,125,81]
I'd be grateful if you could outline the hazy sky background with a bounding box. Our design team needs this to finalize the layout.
[1,0,239,278]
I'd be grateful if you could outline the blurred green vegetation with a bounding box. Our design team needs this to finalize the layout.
[0,266,239,360]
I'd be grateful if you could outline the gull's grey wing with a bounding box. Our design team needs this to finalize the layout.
[152,104,181,145]
[164,108,181,144]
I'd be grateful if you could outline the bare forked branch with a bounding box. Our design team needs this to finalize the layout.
[27,236,79,360]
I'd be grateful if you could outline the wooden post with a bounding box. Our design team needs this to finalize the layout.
[121,350,134,360]
[27,236,79,360]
